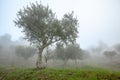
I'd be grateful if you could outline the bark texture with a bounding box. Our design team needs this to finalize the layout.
[36,48,43,69]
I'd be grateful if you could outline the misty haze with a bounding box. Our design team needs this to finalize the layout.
[0,0,120,80]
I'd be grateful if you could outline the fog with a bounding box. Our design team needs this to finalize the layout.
[1,0,120,71]
[1,0,120,49]
[0,34,120,70]
[0,34,36,67]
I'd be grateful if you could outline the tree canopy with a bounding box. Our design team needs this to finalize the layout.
[103,50,117,61]
[55,43,83,61]
[14,2,79,48]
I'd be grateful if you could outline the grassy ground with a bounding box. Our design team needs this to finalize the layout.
[0,66,120,80]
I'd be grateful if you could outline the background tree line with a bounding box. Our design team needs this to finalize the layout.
[0,34,120,69]
[44,43,90,66]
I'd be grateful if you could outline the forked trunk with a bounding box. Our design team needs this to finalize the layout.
[36,48,44,69]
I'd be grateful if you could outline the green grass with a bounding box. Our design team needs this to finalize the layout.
[0,66,120,80]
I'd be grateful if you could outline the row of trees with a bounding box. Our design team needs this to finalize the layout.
[0,33,88,67]
[89,42,120,62]
[14,43,120,65]
[44,43,90,66]
[0,33,120,68]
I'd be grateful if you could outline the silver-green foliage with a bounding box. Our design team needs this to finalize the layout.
[14,2,79,48]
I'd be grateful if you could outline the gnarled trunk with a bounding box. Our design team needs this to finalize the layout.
[36,48,44,69]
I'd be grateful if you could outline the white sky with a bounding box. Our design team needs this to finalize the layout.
[0,0,120,49]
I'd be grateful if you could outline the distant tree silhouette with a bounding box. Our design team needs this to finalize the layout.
[15,45,36,60]
[103,50,117,61]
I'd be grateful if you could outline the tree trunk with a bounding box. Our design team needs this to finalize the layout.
[36,48,44,69]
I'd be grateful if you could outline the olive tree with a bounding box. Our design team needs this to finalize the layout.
[55,43,83,66]
[14,2,79,68]
[15,45,36,60]
[103,50,117,61]
[64,44,83,66]
[65,44,83,60]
